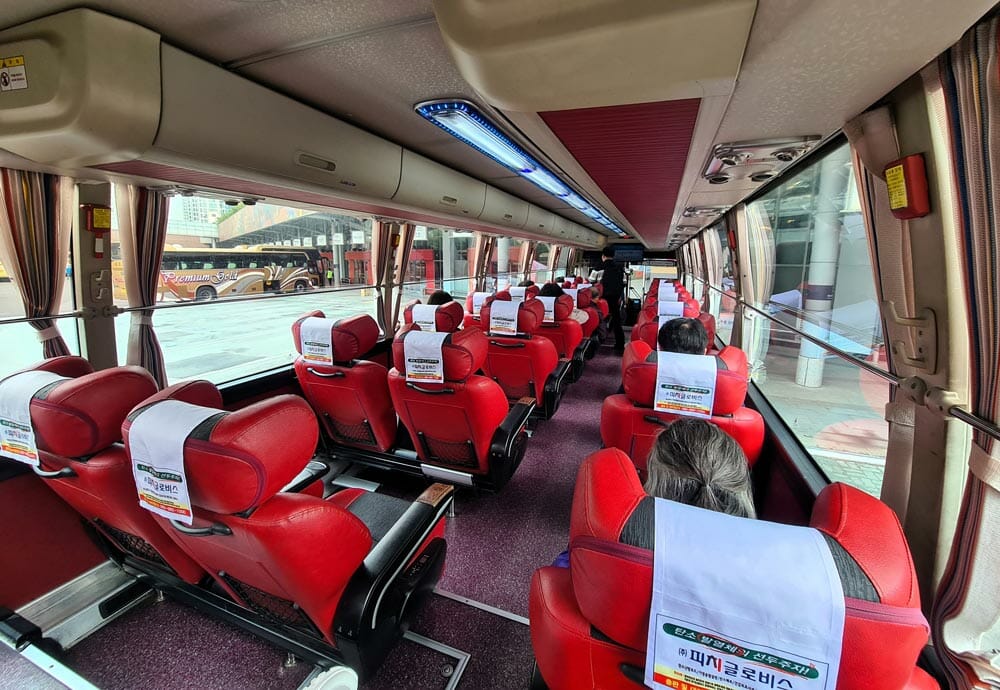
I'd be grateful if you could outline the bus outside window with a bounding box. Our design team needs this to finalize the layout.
[158,248,318,302]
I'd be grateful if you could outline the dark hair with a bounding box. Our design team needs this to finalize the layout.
[601,248,615,259]
[517,279,535,287]
[658,317,708,354]
[644,419,755,518]
[555,276,565,284]
[538,283,565,298]
[427,290,453,305]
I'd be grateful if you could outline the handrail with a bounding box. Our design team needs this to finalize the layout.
[695,277,1000,443]
[0,311,84,327]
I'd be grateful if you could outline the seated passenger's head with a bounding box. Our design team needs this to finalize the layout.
[518,279,535,288]
[645,418,755,518]
[555,276,565,284]
[658,317,708,354]
[538,283,565,298]
[427,290,453,305]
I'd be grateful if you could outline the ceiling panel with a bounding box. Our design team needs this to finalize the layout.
[540,100,702,246]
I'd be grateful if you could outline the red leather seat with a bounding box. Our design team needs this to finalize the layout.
[601,342,765,474]
[462,291,492,331]
[571,287,601,340]
[121,380,453,677]
[18,356,204,583]
[630,302,701,347]
[388,324,534,491]
[534,293,586,382]
[292,312,397,453]
[480,296,570,419]
[400,299,465,333]
[529,448,939,690]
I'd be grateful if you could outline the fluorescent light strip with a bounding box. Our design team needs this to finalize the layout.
[416,100,628,237]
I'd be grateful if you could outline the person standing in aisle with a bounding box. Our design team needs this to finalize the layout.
[599,248,625,354]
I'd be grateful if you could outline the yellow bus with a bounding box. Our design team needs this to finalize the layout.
[159,248,319,301]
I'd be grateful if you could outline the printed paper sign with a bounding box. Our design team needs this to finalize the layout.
[489,300,520,335]
[130,400,222,525]
[658,300,685,319]
[471,291,490,315]
[564,287,579,305]
[654,351,717,419]
[351,230,365,245]
[647,499,845,690]
[578,282,592,290]
[415,225,428,241]
[0,370,67,466]
[411,304,438,332]
[332,232,345,246]
[509,286,526,303]
[537,296,556,323]
[299,316,334,364]
[404,331,449,384]
[659,282,679,301]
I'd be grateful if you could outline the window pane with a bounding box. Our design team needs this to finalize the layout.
[0,245,80,379]
[403,226,475,303]
[110,189,378,384]
[742,141,887,496]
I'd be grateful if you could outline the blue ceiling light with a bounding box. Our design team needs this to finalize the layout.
[415,99,628,238]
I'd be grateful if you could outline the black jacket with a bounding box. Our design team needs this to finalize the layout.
[600,259,624,300]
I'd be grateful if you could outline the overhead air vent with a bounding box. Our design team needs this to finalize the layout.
[702,137,821,184]
[683,206,728,219]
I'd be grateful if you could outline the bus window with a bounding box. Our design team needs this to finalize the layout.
[0,234,80,379]
[109,190,379,385]
[740,140,888,497]
[400,226,476,303]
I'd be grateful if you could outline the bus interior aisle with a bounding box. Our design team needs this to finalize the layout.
[33,342,625,690]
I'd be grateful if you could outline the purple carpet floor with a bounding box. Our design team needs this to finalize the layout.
[436,344,622,618]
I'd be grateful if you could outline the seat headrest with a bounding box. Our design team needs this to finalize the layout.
[569,448,646,543]
[22,355,95,379]
[392,323,488,382]
[574,287,593,309]
[641,302,699,320]
[123,394,317,515]
[465,291,493,317]
[551,294,575,321]
[497,285,540,300]
[623,346,748,415]
[402,299,464,333]
[134,379,225,410]
[811,483,921,608]
[480,295,543,334]
[27,365,158,458]
[291,311,380,362]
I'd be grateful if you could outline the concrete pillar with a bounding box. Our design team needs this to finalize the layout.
[497,236,510,287]
[795,145,851,387]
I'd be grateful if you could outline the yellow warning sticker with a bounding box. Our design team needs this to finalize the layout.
[0,55,28,92]
[91,207,112,230]
[885,163,908,210]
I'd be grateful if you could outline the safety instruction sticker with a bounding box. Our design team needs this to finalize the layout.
[537,296,556,323]
[404,331,448,383]
[489,299,520,335]
[654,351,717,418]
[299,316,334,364]
[411,304,438,332]
[0,370,66,466]
[0,56,27,92]
[885,163,908,210]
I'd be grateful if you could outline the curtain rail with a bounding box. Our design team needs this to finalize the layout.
[0,311,84,326]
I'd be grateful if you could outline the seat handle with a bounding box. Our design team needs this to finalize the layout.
[169,520,232,536]
[642,414,670,428]
[307,368,346,378]
[406,382,455,395]
[31,465,75,479]
[489,340,526,349]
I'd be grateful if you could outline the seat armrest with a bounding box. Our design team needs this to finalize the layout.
[280,459,328,494]
[546,359,572,394]
[333,483,454,640]
[491,397,535,459]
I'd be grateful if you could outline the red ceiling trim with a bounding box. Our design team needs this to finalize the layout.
[539,99,701,244]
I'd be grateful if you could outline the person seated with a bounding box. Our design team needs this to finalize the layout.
[554,276,565,284]
[538,282,589,325]
[554,418,754,566]
[518,279,536,288]
[426,289,453,305]
[657,316,708,354]
[644,417,755,518]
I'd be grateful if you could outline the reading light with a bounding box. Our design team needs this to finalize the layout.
[416,99,628,238]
